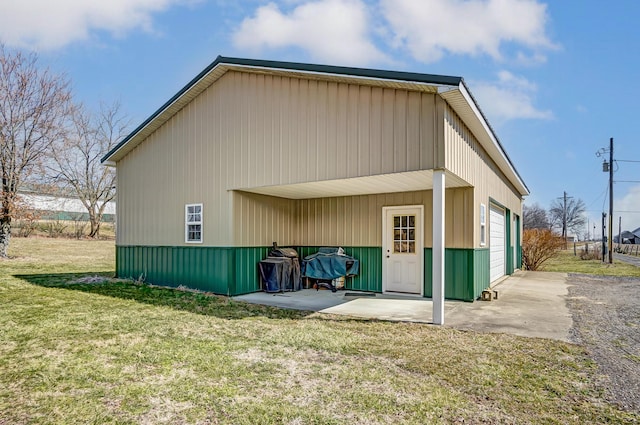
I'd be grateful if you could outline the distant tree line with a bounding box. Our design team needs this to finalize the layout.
[523,197,587,239]
[0,43,129,257]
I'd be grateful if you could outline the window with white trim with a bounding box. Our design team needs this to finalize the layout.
[480,203,486,246]
[185,203,202,243]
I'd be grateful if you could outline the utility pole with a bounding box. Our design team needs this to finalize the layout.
[557,191,572,249]
[563,191,567,248]
[596,138,614,264]
[618,216,622,250]
[608,137,614,263]
[602,213,606,262]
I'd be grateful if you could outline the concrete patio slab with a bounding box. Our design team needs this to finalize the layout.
[233,270,573,342]
[445,271,573,341]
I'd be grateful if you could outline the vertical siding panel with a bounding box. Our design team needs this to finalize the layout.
[307,199,316,245]
[298,79,309,182]
[249,73,261,187]
[358,86,371,177]
[343,197,353,246]
[315,198,323,246]
[271,76,282,185]
[301,199,309,245]
[407,91,421,171]
[287,77,298,183]
[335,197,344,245]
[264,75,275,186]
[326,82,339,179]
[434,96,446,168]
[369,87,383,175]
[361,195,369,246]
[420,93,435,169]
[394,90,407,172]
[375,193,386,246]
[335,84,348,179]
[316,80,328,181]
[307,80,318,181]
[234,73,243,189]
[381,89,395,173]
[346,85,359,178]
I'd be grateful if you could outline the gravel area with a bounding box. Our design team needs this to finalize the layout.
[567,274,640,412]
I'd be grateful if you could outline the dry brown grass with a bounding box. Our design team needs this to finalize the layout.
[0,238,638,424]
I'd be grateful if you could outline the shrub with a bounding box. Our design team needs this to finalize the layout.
[41,220,68,237]
[13,199,42,238]
[15,219,39,238]
[522,229,564,270]
[580,245,602,260]
[73,219,87,239]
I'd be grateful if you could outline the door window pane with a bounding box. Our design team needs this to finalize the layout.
[393,214,416,253]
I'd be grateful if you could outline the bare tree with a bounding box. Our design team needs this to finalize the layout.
[0,44,72,257]
[523,203,550,230]
[48,102,128,238]
[549,196,586,240]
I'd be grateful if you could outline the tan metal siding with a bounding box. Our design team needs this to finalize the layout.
[233,191,297,247]
[116,71,442,247]
[295,188,469,248]
[443,106,522,247]
[222,71,438,185]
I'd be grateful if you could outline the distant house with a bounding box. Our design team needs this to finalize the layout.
[101,56,529,301]
[614,228,640,244]
[19,192,115,222]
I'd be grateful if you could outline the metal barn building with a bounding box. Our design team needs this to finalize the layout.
[102,56,528,304]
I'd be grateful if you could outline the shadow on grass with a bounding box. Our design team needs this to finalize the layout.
[15,272,311,321]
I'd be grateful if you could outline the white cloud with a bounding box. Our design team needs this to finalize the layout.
[470,70,552,122]
[515,51,548,66]
[0,0,196,50]
[232,0,387,65]
[380,0,555,63]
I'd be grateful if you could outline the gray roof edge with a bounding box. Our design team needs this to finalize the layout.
[101,56,463,163]
[219,56,463,86]
[101,54,225,163]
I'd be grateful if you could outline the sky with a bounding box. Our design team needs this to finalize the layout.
[1,0,638,238]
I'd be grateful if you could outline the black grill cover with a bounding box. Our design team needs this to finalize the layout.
[268,242,299,258]
[258,256,302,292]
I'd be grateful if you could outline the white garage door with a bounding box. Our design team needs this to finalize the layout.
[489,204,505,283]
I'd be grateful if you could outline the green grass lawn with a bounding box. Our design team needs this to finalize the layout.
[542,247,640,277]
[1,237,638,424]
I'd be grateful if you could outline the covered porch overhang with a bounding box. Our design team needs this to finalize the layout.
[234,169,462,325]
[233,169,470,200]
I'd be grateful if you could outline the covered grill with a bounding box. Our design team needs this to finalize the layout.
[258,243,302,292]
[302,247,359,291]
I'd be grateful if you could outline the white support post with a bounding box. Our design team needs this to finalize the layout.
[432,169,445,325]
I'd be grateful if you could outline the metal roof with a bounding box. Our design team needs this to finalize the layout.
[101,56,529,196]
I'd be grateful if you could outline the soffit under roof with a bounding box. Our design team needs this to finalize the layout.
[236,170,471,200]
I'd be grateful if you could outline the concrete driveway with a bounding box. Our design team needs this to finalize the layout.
[234,270,573,342]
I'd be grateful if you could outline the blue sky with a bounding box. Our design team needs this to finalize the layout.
[1,0,638,237]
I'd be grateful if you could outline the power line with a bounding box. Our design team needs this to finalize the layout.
[586,185,608,210]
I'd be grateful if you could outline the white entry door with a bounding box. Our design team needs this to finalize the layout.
[382,206,424,295]
[489,204,505,283]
